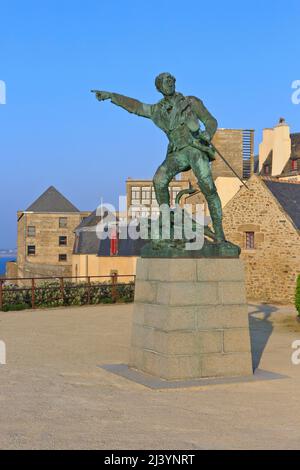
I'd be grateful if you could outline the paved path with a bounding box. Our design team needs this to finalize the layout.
[0,303,299,449]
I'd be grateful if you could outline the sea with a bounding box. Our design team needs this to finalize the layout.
[0,257,16,275]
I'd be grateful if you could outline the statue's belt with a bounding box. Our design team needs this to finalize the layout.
[168,139,216,160]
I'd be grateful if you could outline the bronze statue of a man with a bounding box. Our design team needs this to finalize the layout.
[93,72,225,243]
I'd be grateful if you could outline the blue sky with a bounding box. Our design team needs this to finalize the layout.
[0,0,299,248]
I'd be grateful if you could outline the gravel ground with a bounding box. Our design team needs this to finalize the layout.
[0,302,299,450]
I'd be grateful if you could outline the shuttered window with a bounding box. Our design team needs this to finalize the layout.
[245,232,255,249]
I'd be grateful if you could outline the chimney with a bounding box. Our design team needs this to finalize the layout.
[272,118,291,176]
[259,128,274,172]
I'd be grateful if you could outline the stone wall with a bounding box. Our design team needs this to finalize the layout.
[21,261,72,278]
[212,129,244,179]
[5,261,18,279]
[17,212,88,279]
[223,175,300,303]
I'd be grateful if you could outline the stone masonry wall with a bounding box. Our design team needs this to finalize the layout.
[17,212,84,279]
[223,175,300,303]
[212,129,244,179]
[130,258,252,380]
[5,261,18,279]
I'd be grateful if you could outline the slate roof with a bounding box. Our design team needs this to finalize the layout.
[75,209,110,230]
[74,212,148,256]
[97,236,148,257]
[263,180,300,229]
[75,231,101,255]
[26,186,79,213]
[73,227,148,256]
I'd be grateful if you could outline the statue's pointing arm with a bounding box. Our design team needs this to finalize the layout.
[94,91,152,119]
[189,96,218,140]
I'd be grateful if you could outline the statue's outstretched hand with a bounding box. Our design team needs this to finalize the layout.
[91,90,111,101]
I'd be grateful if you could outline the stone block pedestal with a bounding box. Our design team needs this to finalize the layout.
[129,258,253,380]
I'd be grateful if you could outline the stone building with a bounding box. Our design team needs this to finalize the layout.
[73,175,191,280]
[126,129,254,218]
[223,175,300,303]
[126,178,190,219]
[72,210,146,282]
[16,186,90,279]
[259,118,300,181]
[185,128,254,181]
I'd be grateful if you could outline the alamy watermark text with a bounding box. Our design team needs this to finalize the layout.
[291,80,300,105]
[0,340,6,365]
[0,80,6,104]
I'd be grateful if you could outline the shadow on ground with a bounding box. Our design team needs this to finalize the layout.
[248,304,279,370]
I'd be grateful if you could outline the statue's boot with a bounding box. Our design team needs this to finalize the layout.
[206,193,226,243]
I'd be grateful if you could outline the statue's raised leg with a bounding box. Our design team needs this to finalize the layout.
[153,153,190,206]
[189,150,226,243]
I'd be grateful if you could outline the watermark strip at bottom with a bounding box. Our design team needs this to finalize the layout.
[99,364,287,389]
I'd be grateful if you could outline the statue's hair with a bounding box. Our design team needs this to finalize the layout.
[155,73,176,92]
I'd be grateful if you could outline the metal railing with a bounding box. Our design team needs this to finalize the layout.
[0,273,136,311]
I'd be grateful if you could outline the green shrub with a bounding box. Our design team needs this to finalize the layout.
[1,280,135,311]
[3,303,29,312]
[2,284,31,308]
[35,281,64,308]
[296,275,300,317]
[116,282,135,302]
[101,297,114,304]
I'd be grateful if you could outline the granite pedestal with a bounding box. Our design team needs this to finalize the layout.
[129,258,253,380]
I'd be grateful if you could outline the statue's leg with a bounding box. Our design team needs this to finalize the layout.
[189,148,226,242]
[153,152,190,206]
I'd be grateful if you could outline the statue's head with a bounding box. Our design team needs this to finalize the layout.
[155,73,176,96]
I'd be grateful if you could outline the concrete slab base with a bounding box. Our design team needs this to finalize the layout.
[100,364,287,390]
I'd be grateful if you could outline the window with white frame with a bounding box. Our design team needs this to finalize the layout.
[27,226,36,237]
[131,187,141,205]
[130,207,141,220]
[142,186,151,204]
[59,217,68,228]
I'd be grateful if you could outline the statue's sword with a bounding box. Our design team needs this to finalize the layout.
[209,142,250,190]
